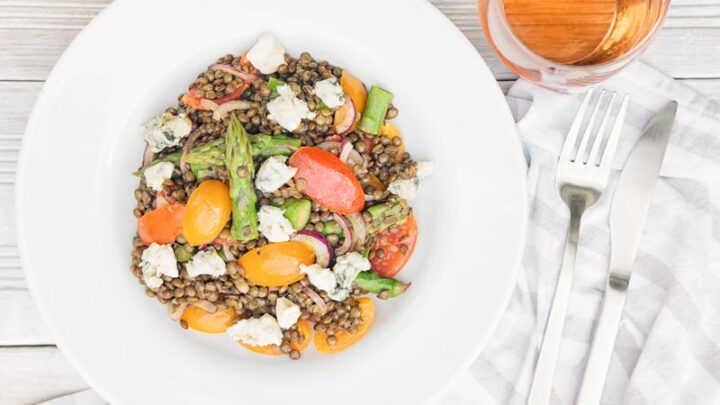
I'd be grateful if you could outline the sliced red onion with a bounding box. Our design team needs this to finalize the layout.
[334,99,356,136]
[200,98,220,111]
[142,144,156,166]
[339,140,353,164]
[292,230,334,268]
[316,141,341,154]
[180,129,202,175]
[347,213,367,248]
[303,287,327,314]
[222,244,236,261]
[334,213,353,255]
[324,135,342,143]
[212,100,252,121]
[154,191,175,209]
[209,64,259,82]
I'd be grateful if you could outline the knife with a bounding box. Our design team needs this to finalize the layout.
[576,101,678,405]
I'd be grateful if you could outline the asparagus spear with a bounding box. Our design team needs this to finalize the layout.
[354,271,410,297]
[365,199,411,234]
[226,118,258,241]
[358,86,393,135]
[135,135,300,176]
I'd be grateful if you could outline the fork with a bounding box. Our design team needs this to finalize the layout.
[526,89,629,405]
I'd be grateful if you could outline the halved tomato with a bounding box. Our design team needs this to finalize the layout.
[370,215,418,278]
[314,297,375,354]
[183,180,232,246]
[137,203,185,245]
[181,305,237,334]
[239,241,315,287]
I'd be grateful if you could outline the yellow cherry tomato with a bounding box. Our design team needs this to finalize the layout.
[183,180,232,246]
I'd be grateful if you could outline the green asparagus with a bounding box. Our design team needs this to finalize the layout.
[365,199,411,233]
[354,271,410,297]
[358,86,393,135]
[135,135,301,176]
[226,118,258,241]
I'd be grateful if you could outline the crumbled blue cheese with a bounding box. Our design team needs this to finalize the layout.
[314,78,346,109]
[255,156,297,193]
[140,243,178,289]
[143,161,174,191]
[388,160,434,200]
[143,112,193,152]
[300,263,337,293]
[329,252,371,301]
[227,314,283,347]
[186,250,226,278]
[267,85,316,132]
[275,297,301,329]
[258,205,295,242]
[246,34,287,74]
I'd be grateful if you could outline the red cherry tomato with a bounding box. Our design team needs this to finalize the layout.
[370,215,418,278]
[137,203,185,245]
[288,147,364,214]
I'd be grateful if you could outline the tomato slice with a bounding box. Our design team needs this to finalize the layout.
[370,215,418,278]
[239,241,315,287]
[288,147,364,214]
[137,203,185,245]
[183,180,232,246]
[181,306,237,334]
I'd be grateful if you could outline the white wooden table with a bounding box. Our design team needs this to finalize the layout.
[1,1,719,404]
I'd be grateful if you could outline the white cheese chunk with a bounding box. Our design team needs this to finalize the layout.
[255,156,298,193]
[275,297,301,329]
[329,252,371,301]
[300,263,337,294]
[258,205,295,242]
[186,250,226,278]
[143,112,192,152]
[246,34,287,74]
[143,161,174,191]
[140,243,178,289]
[314,78,346,109]
[227,314,283,347]
[267,85,316,132]
[388,160,434,200]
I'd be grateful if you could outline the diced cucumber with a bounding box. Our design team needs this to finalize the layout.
[321,220,344,236]
[281,198,312,230]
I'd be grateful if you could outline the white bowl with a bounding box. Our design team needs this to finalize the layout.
[17,0,527,403]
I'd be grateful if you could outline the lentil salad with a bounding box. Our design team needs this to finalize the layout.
[131,35,432,359]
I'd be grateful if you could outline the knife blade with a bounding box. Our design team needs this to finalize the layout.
[576,101,678,405]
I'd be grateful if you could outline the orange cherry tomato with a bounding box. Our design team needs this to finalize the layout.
[314,297,375,354]
[241,320,312,355]
[239,241,315,287]
[137,203,185,245]
[340,71,367,114]
[288,147,364,215]
[370,215,418,278]
[379,123,405,160]
[181,305,237,334]
[183,180,232,246]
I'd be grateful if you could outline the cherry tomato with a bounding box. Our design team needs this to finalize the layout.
[370,215,418,278]
[239,241,315,287]
[183,180,232,246]
[314,297,374,354]
[137,203,185,245]
[181,305,237,334]
[288,147,364,215]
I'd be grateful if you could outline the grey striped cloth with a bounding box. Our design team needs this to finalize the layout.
[437,62,720,405]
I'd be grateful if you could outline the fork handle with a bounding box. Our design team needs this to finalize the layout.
[576,277,628,405]
[527,208,582,405]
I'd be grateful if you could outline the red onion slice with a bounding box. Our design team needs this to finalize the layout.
[346,213,367,248]
[292,230,334,268]
[303,287,327,314]
[339,140,353,164]
[142,144,156,166]
[316,141,341,154]
[212,100,252,121]
[334,213,353,255]
[180,129,202,175]
[209,64,259,82]
[334,99,356,136]
[222,244,236,261]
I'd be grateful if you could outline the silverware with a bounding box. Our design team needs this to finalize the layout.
[527,89,629,405]
[576,101,678,405]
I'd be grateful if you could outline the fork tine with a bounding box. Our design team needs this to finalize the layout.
[575,90,606,162]
[560,88,595,161]
[598,94,629,171]
[587,92,617,166]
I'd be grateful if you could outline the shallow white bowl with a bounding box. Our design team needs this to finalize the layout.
[17,0,526,403]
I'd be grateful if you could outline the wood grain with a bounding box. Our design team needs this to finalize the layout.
[1,0,719,403]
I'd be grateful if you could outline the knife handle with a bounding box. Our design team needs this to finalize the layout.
[576,275,629,405]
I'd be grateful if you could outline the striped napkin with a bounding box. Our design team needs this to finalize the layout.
[437,62,720,405]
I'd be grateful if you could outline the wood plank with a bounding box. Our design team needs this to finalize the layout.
[0,0,719,80]
[0,346,88,405]
[0,289,53,346]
